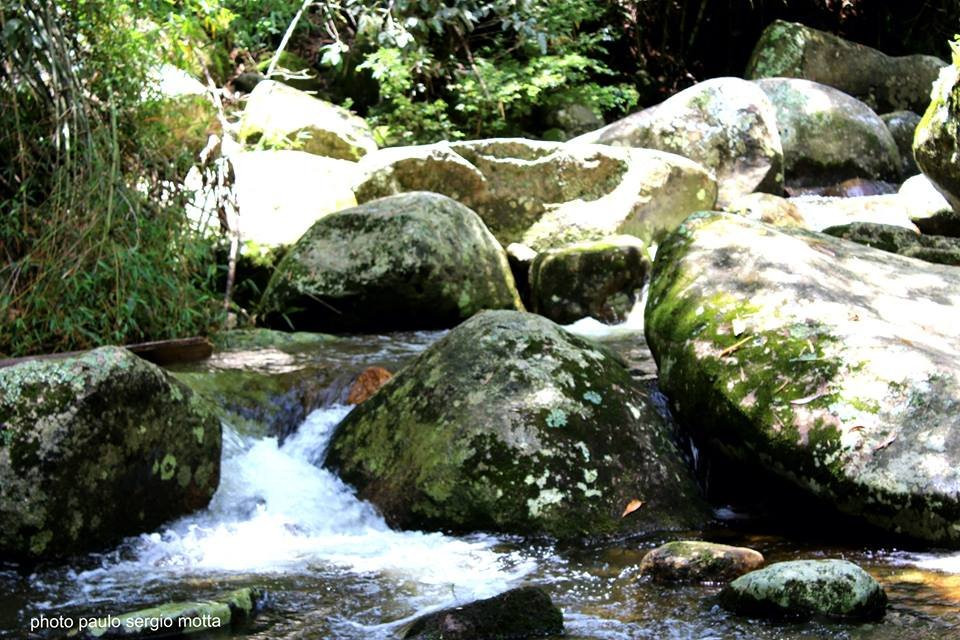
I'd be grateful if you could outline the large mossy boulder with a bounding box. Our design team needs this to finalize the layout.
[0,348,221,561]
[646,212,960,545]
[403,587,563,640]
[746,20,946,114]
[913,54,960,214]
[529,235,650,325]
[237,80,376,160]
[259,192,522,332]
[719,559,887,621]
[326,310,708,541]
[823,222,960,267]
[354,138,717,250]
[572,77,783,207]
[755,78,901,188]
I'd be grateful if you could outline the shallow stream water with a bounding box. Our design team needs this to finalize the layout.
[2,317,959,639]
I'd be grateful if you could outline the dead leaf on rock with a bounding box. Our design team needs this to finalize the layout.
[621,499,644,518]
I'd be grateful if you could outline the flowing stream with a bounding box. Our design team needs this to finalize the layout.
[2,320,960,639]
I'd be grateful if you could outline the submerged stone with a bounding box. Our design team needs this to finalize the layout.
[402,586,563,640]
[720,559,886,620]
[646,212,960,545]
[259,192,522,332]
[0,348,221,561]
[640,540,764,583]
[73,587,264,638]
[326,310,708,541]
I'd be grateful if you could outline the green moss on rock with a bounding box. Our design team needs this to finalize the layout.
[529,235,650,325]
[720,559,887,621]
[326,310,708,541]
[0,347,221,562]
[259,192,523,332]
[914,61,960,214]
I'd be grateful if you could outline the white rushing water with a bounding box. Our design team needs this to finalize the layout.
[52,405,534,614]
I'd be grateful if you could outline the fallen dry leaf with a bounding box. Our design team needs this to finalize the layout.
[621,499,644,518]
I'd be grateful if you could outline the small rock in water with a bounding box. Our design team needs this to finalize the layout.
[70,587,264,638]
[346,366,393,405]
[639,540,764,583]
[402,586,563,640]
[719,559,887,621]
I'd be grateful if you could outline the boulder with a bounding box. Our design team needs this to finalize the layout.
[755,78,901,188]
[326,310,708,541]
[573,77,783,207]
[789,195,918,232]
[823,222,960,267]
[639,540,764,583]
[546,102,604,139]
[880,111,922,178]
[529,235,649,325]
[899,174,960,236]
[719,559,886,621]
[237,80,376,160]
[259,192,522,332]
[646,211,960,545]
[73,587,263,638]
[913,55,960,214]
[725,192,805,228]
[354,138,717,250]
[745,20,946,114]
[402,587,563,640]
[0,348,221,561]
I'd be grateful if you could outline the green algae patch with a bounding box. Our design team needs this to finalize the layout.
[326,310,708,542]
[0,347,221,562]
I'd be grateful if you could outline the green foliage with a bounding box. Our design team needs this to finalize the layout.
[319,0,638,144]
[0,1,221,357]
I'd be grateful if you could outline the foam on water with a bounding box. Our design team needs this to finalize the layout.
[563,286,647,340]
[57,405,533,606]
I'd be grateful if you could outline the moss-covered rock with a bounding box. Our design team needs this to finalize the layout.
[646,212,960,545]
[237,80,376,160]
[746,20,946,114]
[0,348,221,562]
[73,587,264,638]
[573,77,783,207]
[326,310,708,541]
[402,586,563,640]
[724,192,805,228]
[823,222,960,267]
[914,56,960,214]
[755,78,901,188]
[529,235,650,325]
[719,559,886,621]
[899,174,960,236]
[880,110,922,178]
[639,540,764,583]
[353,138,717,250]
[259,192,522,332]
